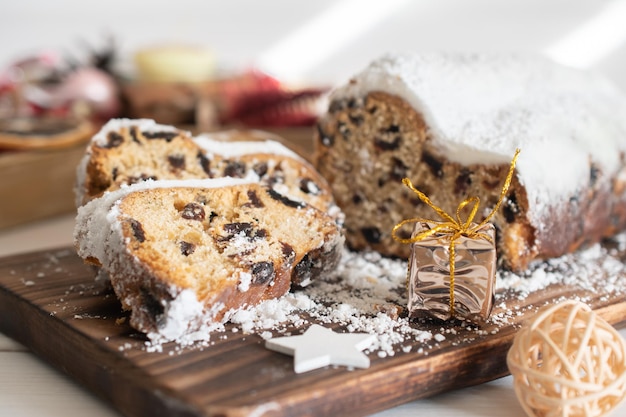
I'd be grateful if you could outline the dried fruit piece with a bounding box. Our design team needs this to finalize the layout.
[102,131,124,148]
[503,194,519,223]
[129,219,146,242]
[181,202,205,221]
[349,114,364,126]
[246,190,264,208]
[223,161,247,178]
[293,253,314,286]
[299,178,320,195]
[361,226,382,244]
[128,174,157,184]
[180,241,196,256]
[267,188,305,208]
[168,154,186,170]
[317,123,334,147]
[197,151,212,176]
[223,222,253,237]
[374,135,401,151]
[374,126,402,151]
[129,126,141,144]
[252,162,268,177]
[142,131,178,142]
[389,157,409,181]
[455,168,472,195]
[280,242,296,262]
[422,150,443,178]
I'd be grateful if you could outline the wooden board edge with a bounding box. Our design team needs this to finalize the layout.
[0,282,206,417]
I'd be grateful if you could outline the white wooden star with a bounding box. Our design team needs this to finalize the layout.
[265,324,376,373]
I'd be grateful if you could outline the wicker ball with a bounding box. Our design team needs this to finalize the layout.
[507,300,626,417]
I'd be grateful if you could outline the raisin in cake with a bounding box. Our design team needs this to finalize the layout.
[74,178,343,342]
[314,53,626,271]
[75,119,339,219]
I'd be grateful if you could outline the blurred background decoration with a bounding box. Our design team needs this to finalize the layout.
[1,0,626,140]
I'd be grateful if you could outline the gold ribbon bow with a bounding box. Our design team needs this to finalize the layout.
[392,148,520,317]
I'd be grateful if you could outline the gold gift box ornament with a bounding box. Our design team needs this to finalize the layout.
[392,149,520,322]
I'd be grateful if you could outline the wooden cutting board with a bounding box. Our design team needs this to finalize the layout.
[1,246,626,417]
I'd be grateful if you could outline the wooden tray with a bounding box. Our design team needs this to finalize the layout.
[0,145,89,229]
[0,117,93,151]
[1,246,626,417]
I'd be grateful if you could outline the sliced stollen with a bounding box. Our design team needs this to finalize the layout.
[74,118,209,206]
[74,179,344,343]
[75,119,340,221]
[314,52,626,271]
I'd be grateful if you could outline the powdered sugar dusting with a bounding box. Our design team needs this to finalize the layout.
[229,249,433,357]
[238,271,252,292]
[194,134,301,160]
[149,289,206,343]
[150,233,625,357]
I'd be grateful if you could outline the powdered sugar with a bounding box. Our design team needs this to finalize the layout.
[189,234,626,357]
[237,271,252,292]
[497,239,626,300]
[194,133,301,160]
[149,288,206,343]
[227,249,433,357]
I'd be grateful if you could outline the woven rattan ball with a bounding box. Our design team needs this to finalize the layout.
[507,300,626,417]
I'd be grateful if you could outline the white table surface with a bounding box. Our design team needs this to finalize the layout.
[0,214,625,417]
